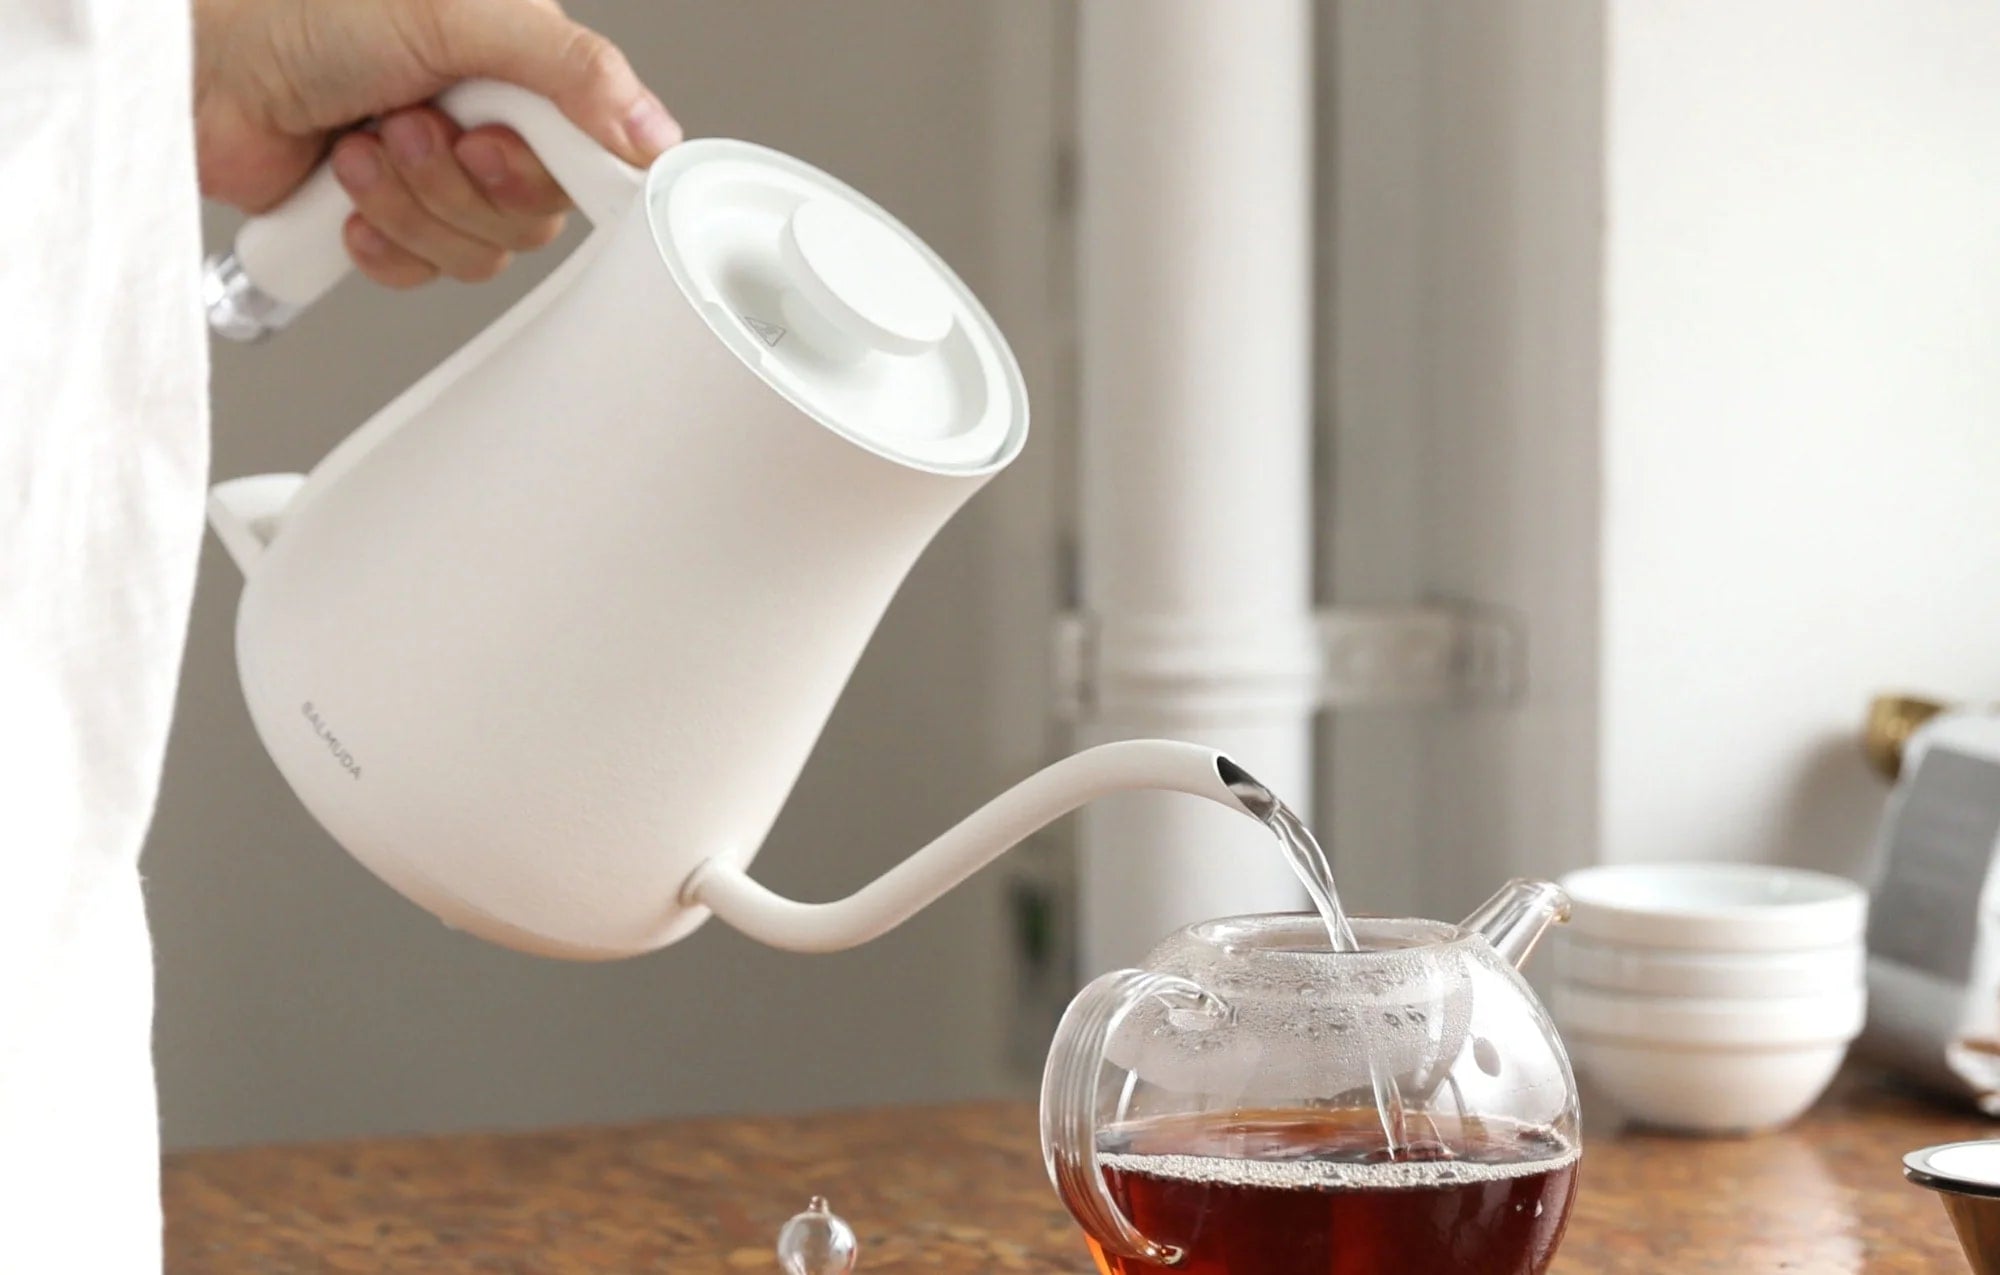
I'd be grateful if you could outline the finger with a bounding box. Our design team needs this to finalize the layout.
[198,99,327,214]
[415,5,681,165]
[455,126,571,226]
[379,108,564,252]
[343,215,440,290]
[331,132,511,283]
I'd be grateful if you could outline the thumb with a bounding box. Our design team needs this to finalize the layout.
[420,5,681,165]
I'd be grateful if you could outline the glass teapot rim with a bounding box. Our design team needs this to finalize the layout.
[1168,911,1480,967]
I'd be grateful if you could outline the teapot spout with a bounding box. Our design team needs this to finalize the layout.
[1460,879,1571,970]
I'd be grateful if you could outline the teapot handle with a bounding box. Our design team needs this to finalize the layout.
[1040,969,1228,1266]
[205,79,646,341]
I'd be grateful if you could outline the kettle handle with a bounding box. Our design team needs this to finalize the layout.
[1040,969,1230,1266]
[206,80,646,341]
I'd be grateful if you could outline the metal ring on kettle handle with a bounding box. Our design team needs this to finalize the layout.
[1040,968,1231,1265]
[204,80,647,341]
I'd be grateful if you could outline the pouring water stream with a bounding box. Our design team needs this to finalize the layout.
[1235,781,1412,1158]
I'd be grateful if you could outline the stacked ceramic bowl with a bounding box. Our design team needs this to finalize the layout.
[1553,863,1868,1135]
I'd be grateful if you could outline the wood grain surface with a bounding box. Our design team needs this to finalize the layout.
[164,1069,1989,1273]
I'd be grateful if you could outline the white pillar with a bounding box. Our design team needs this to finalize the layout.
[1075,0,1317,973]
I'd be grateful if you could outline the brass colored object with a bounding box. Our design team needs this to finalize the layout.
[1867,694,1951,782]
[1942,1192,2000,1274]
[1908,1142,2000,1274]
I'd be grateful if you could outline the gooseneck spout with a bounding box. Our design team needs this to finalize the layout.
[1460,878,1572,970]
[684,740,1271,953]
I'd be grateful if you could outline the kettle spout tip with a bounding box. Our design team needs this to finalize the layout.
[1214,755,1279,822]
[207,474,306,575]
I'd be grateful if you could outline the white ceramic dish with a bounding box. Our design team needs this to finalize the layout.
[1559,863,1866,951]
[1908,1141,2000,1194]
[1570,1034,1850,1134]
[1558,935,1865,998]
[1553,983,1866,1047]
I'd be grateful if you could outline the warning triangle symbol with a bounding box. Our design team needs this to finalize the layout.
[743,315,787,347]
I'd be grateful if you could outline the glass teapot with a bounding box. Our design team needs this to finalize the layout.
[1042,881,1579,1274]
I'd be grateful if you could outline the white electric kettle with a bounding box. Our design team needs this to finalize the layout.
[205,81,1277,961]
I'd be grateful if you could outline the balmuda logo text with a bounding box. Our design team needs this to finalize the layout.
[301,701,362,779]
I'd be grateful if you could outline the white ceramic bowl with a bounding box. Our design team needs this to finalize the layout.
[1559,863,1867,952]
[1569,1034,1850,1134]
[1552,983,1867,1047]
[1558,935,1865,998]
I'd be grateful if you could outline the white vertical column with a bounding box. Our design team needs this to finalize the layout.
[1075,0,1318,973]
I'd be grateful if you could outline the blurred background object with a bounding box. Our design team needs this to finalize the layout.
[157,0,2000,1148]
[1866,694,1953,781]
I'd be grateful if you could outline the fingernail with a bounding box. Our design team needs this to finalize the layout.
[383,114,434,166]
[333,142,382,191]
[622,95,681,159]
[458,136,509,189]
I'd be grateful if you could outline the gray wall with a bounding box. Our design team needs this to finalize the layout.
[154,1,1066,1149]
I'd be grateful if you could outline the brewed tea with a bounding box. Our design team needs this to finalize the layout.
[1092,1108,1577,1275]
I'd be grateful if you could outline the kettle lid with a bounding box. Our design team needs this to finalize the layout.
[647,139,1028,476]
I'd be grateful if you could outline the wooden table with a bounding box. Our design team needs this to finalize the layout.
[164,1070,1989,1273]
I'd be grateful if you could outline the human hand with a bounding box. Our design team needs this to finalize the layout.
[194,0,680,289]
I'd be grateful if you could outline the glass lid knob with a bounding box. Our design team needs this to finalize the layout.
[776,1196,859,1275]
